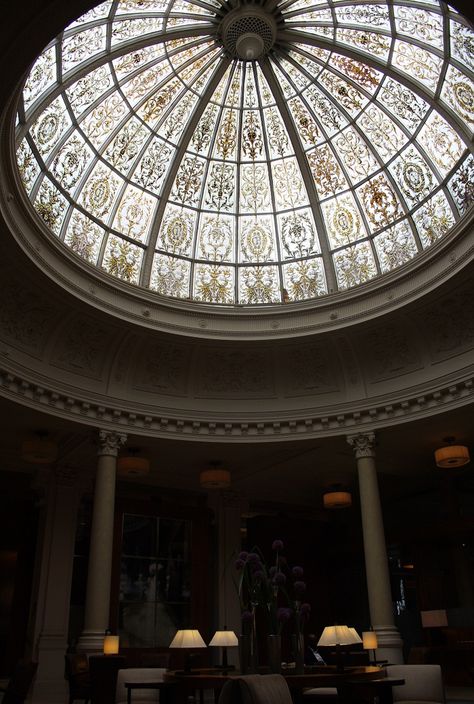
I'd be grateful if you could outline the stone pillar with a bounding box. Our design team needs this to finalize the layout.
[77,430,126,653]
[29,466,81,704]
[347,432,403,664]
[208,491,243,669]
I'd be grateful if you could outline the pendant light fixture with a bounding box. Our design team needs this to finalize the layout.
[434,437,470,468]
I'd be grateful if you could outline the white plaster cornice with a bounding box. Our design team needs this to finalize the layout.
[1,362,472,441]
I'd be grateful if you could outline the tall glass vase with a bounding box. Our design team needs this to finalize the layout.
[240,613,258,673]
[292,632,305,675]
[267,634,281,674]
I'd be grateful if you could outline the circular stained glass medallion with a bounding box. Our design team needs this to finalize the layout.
[15,0,474,305]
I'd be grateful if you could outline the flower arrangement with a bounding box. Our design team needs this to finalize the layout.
[234,539,311,643]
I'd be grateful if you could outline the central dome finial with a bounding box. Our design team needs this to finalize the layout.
[220,5,277,60]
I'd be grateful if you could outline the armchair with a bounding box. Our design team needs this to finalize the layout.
[386,664,446,703]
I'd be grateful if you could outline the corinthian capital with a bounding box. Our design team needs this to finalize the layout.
[98,430,127,457]
[347,432,376,459]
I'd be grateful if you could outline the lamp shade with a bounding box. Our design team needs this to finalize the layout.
[117,455,150,477]
[103,634,120,655]
[362,631,378,650]
[323,490,352,509]
[434,445,470,467]
[317,625,360,647]
[169,629,207,648]
[209,630,238,647]
[348,627,362,644]
[199,469,231,489]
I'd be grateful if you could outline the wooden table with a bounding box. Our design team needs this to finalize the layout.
[162,666,404,704]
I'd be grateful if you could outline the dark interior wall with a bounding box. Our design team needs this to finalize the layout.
[0,473,39,676]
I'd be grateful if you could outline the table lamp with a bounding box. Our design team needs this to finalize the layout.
[317,625,361,672]
[362,630,378,664]
[209,629,238,675]
[169,629,207,673]
[103,630,120,655]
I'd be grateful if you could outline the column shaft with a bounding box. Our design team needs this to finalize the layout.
[78,431,126,652]
[348,433,403,664]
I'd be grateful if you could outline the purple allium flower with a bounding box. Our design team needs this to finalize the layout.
[247,552,260,563]
[292,566,304,578]
[250,560,264,573]
[269,566,277,577]
[300,603,311,618]
[273,571,286,586]
[294,580,306,596]
[235,559,245,571]
[238,551,249,561]
[277,607,292,622]
[241,610,253,622]
[272,539,284,551]
[253,570,265,583]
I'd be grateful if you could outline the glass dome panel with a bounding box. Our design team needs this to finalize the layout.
[15,0,474,305]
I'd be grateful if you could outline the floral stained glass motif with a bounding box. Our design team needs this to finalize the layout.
[15,0,474,304]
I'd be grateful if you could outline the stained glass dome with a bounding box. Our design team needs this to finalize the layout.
[15,0,473,305]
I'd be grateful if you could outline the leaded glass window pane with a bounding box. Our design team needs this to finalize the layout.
[15,0,473,305]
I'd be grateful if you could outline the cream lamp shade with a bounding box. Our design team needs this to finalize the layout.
[169,629,207,648]
[209,630,238,674]
[323,490,352,509]
[103,633,120,655]
[434,445,470,468]
[199,468,231,489]
[362,631,378,650]
[170,629,207,673]
[348,627,362,644]
[209,630,239,647]
[317,625,360,647]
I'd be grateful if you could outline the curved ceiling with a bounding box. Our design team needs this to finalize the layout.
[14,0,474,306]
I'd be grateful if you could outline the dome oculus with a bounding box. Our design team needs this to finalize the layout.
[15,0,474,305]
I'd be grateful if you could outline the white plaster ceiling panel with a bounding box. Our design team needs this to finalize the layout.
[48,313,123,382]
[412,286,474,364]
[131,339,192,397]
[193,345,276,399]
[352,320,424,385]
[0,268,62,359]
[278,341,343,398]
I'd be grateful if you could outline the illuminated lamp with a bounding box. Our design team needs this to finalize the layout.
[323,486,352,509]
[199,467,231,489]
[117,448,150,477]
[434,443,470,468]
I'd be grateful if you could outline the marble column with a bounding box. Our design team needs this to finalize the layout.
[29,466,81,704]
[208,491,243,668]
[78,430,126,653]
[347,432,403,664]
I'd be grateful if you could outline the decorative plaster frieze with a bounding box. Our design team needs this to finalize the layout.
[0,365,472,441]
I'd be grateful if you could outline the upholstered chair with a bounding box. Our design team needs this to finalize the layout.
[386,664,446,704]
[218,674,293,704]
[115,667,167,704]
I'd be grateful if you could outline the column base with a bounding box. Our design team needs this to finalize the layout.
[373,625,404,664]
[29,633,69,704]
[77,630,106,654]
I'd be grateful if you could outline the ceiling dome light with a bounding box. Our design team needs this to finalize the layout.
[434,444,470,468]
[117,450,150,477]
[200,468,231,489]
[323,487,352,509]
